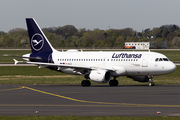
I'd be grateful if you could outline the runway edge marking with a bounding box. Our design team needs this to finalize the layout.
[22,86,180,108]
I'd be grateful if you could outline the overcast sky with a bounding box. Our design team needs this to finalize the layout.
[0,0,180,32]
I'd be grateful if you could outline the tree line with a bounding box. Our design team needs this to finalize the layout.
[0,24,180,49]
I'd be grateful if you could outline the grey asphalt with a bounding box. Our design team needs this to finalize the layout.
[1,85,180,116]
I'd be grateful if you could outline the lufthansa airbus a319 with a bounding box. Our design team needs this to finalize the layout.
[11,18,176,87]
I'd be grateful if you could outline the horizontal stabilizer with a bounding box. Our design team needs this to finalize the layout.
[4,54,41,60]
[13,59,27,65]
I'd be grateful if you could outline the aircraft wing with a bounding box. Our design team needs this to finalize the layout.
[13,59,115,71]
[27,61,115,71]
[27,61,91,69]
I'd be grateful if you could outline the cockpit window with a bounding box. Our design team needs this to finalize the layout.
[155,58,169,62]
[155,58,159,62]
[163,58,169,61]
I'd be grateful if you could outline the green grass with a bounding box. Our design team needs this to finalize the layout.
[0,66,83,85]
[0,66,64,76]
[0,116,179,120]
[0,50,180,63]
[0,66,179,85]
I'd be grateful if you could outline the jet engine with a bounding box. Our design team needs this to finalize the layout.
[89,70,111,83]
[128,76,149,82]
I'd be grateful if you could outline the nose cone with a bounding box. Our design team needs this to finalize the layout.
[166,62,176,73]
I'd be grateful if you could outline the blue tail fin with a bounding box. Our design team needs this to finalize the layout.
[26,18,54,54]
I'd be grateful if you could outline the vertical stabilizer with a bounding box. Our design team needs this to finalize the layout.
[26,18,54,54]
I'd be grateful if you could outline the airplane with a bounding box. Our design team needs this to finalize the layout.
[11,18,176,87]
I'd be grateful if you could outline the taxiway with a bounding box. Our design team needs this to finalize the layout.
[0,85,180,116]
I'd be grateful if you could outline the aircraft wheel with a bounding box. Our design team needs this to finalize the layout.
[109,80,118,86]
[151,82,155,86]
[149,82,155,86]
[81,80,91,87]
[86,80,91,86]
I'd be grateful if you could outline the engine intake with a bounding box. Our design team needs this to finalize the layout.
[89,70,111,83]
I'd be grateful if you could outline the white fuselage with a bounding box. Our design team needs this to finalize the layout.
[51,50,176,77]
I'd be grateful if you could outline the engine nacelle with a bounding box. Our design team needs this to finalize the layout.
[128,76,149,82]
[89,70,111,83]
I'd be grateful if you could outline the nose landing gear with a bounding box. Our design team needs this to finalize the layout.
[148,76,155,86]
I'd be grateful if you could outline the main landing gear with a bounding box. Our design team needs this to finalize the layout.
[148,76,155,86]
[109,77,119,86]
[81,75,91,87]
[81,80,91,87]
